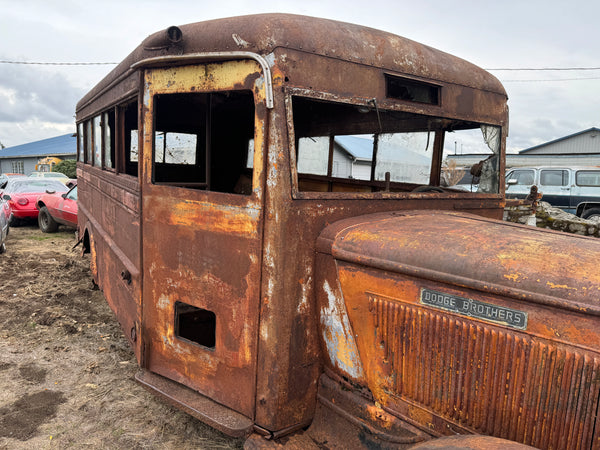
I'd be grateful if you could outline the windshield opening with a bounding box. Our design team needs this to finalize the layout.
[291,96,501,194]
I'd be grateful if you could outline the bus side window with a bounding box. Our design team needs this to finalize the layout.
[152,90,255,194]
[123,101,138,177]
[103,110,116,170]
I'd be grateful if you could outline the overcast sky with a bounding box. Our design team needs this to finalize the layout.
[1,0,599,153]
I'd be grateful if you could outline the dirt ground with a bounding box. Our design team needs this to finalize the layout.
[0,225,243,449]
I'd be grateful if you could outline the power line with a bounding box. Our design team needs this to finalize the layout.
[1,59,599,82]
[486,67,600,71]
[502,77,600,82]
[0,60,117,66]
[2,59,599,70]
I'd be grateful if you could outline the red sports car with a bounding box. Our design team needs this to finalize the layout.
[36,184,78,232]
[2,178,69,226]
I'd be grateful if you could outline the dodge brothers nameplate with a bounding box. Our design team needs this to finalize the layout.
[420,288,528,330]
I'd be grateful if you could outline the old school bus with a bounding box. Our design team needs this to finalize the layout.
[76,14,600,449]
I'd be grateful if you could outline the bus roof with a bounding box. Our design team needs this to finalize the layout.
[77,14,506,116]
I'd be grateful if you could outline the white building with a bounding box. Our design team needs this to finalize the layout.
[448,127,600,169]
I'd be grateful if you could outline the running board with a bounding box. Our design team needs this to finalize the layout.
[135,369,254,437]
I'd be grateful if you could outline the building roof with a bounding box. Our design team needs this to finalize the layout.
[335,135,431,165]
[519,127,600,154]
[335,136,373,161]
[0,133,77,159]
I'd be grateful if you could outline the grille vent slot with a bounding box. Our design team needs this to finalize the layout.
[370,295,600,449]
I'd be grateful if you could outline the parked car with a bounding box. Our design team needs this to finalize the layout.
[2,178,69,226]
[29,171,75,187]
[451,171,480,192]
[0,197,8,253]
[36,184,78,232]
[506,166,600,219]
[0,173,27,189]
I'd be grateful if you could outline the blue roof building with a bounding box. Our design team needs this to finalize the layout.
[0,133,76,175]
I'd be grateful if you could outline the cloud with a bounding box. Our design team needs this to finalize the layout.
[2,0,600,150]
[0,119,75,149]
[0,63,82,125]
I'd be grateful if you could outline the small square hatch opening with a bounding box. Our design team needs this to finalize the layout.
[385,74,440,105]
[175,302,216,349]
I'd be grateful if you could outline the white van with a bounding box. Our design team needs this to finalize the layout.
[505,167,600,219]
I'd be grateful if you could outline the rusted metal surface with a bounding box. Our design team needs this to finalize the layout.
[76,14,506,124]
[410,435,535,449]
[319,210,600,314]
[315,210,600,448]
[135,369,253,437]
[76,166,142,359]
[137,60,267,419]
[72,13,600,450]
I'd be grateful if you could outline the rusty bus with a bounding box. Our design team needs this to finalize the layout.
[35,156,62,172]
[75,14,600,449]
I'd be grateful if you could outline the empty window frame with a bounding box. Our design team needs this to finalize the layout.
[77,123,84,162]
[103,110,115,170]
[85,121,93,164]
[292,96,500,193]
[152,90,255,194]
[122,101,139,177]
[385,74,440,105]
[93,116,102,167]
[77,101,135,174]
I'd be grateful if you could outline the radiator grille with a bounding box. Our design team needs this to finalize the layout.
[369,295,600,449]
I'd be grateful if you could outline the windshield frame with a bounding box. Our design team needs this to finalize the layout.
[285,90,504,200]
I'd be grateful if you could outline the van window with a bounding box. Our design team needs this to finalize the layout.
[540,169,568,186]
[576,170,600,187]
[507,169,534,185]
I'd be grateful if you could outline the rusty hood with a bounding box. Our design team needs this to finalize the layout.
[317,210,600,316]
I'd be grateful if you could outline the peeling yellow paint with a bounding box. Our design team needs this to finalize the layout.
[504,273,522,282]
[149,60,263,95]
[546,281,577,291]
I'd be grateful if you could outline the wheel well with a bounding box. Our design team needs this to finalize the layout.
[577,202,600,217]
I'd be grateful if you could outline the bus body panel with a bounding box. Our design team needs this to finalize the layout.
[77,166,142,360]
[138,62,268,418]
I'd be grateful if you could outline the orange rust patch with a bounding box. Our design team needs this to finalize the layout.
[169,200,259,236]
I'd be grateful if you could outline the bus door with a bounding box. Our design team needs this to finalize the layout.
[140,60,268,418]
